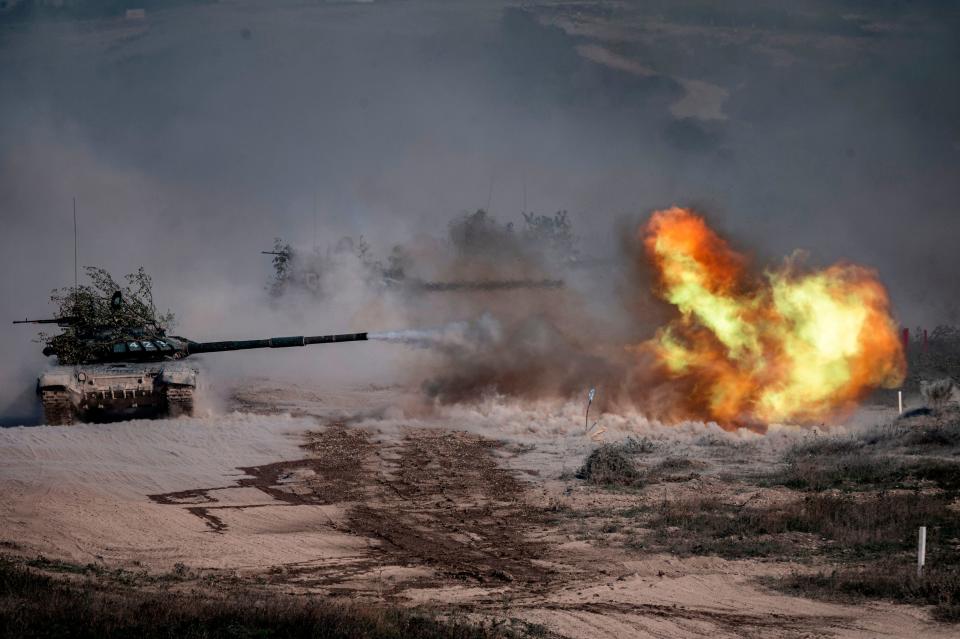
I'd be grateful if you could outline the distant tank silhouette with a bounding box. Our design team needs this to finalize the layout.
[262,242,564,299]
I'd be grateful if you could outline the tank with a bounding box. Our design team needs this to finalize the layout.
[18,315,367,425]
[263,241,565,299]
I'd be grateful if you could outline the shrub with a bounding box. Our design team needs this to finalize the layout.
[775,452,896,491]
[921,378,957,411]
[576,444,643,487]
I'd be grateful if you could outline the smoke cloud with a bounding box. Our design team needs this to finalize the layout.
[1,1,957,424]
[369,314,503,356]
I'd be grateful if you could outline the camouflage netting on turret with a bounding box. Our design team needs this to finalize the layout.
[39,267,175,365]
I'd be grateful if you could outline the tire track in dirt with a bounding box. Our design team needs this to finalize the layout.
[345,429,554,588]
[147,422,554,595]
[525,601,849,638]
[135,420,876,637]
[148,423,374,532]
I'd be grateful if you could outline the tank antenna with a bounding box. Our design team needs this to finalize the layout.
[73,197,78,291]
[522,173,527,214]
[486,173,495,213]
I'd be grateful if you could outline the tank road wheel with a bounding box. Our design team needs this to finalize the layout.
[165,386,195,418]
[41,389,75,426]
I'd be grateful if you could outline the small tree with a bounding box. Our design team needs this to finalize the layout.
[268,238,293,297]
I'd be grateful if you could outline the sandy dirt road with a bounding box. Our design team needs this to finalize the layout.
[0,383,952,638]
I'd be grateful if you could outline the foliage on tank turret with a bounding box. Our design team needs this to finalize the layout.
[39,267,175,365]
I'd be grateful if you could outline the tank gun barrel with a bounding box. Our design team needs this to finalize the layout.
[415,278,563,292]
[186,332,368,354]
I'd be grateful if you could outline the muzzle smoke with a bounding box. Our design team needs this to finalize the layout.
[368,314,503,357]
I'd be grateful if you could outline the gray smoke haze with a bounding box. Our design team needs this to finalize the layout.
[369,314,503,355]
[1,0,958,420]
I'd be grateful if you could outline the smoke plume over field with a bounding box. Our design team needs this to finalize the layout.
[354,207,904,428]
[0,1,957,425]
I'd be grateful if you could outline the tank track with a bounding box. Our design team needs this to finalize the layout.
[165,386,195,418]
[41,389,75,426]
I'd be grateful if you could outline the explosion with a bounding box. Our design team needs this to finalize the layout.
[641,207,904,425]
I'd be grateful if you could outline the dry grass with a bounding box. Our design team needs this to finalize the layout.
[868,419,960,451]
[775,563,960,622]
[748,420,960,620]
[0,557,529,639]
[787,417,960,456]
[773,418,960,492]
[639,495,793,558]
[632,491,956,561]
[571,417,960,623]
[646,456,708,483]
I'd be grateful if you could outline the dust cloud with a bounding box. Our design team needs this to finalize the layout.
[1,1,958,423]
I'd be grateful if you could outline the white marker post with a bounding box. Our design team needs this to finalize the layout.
[918,526,926,577]
[585,387,596,431]
[898,390,903,416]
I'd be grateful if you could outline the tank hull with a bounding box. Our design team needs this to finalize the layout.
[38,362,198,425]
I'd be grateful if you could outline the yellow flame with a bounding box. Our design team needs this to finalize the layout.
[642,207,904,425]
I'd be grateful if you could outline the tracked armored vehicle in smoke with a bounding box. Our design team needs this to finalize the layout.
[263,237,565,299]
[263,209,583,299]
[17,271,368,425]
[21,315,368,425]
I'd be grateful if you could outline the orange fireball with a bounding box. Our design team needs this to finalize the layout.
[641,207,904,424]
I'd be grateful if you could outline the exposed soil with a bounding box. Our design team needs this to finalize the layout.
[343,430,552,589]
[149,424,554,594]
[1,387,956,638]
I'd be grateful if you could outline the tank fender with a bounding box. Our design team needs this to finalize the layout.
[38,370,74,390]
[160,367,197,387]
